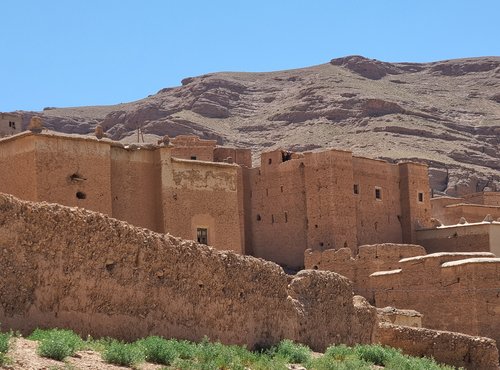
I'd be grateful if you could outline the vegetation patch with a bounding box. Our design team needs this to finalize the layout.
[29,328,83,361]
[23,328,456,369]
[0,330,12,365]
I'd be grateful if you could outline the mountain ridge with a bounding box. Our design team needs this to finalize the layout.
[11,55,500,196]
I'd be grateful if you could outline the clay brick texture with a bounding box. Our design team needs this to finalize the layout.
[0,194,376,351]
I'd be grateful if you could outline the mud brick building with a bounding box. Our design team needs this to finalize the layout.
[0,131,432,268]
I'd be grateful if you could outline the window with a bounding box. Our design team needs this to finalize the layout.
[418,192,424,202]
[353,184,359,194]
[76,191,86,199]
[375,187,382,200]
[268,158,272,165]
[190,156,197,160]
[8,121,16,129]
[197,228,208,245]
[271,214,275,224]
[284,212,288,223]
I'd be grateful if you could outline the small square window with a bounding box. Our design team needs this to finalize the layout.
[197,228,208,244]
[418,192,424,202]
[353,184,359,194]
[375,188,382,200]
[190,156,197,160]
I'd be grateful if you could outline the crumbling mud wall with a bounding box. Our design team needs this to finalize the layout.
[370,252,500,348]
[376,323,499,370]
[0,194,375,351]
[304,244,425,298]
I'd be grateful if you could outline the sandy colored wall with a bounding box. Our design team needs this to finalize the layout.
[464,192,500,206]
[416,224,499,256]
[399,162,432,243]
[304,150,357,252]
[376,323,499,370]
[0,193,376,352]
[370,253,500,348]
[170,135,216,161]
[214,147,252,168]
[34,135,113,215]
[0,113,22,137]
[110,147,163,232]
[248,153,308,268]
[161,154,245,253]
[0,134,37,201]
[353,158,403,246]
[304,244,426,299]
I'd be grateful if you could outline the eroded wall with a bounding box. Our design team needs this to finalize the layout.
[376,323,499,370]
[353,158,403,246]
[0,113,22,137]
[304,244,426,298]
[110,147,163,232]
[370,252,500,347]
[0,194,375,352]
[0,134,37,201]
[416,223,500,256]
[161,154,245,253]
[34,135,113,215]
[249,152,308,268]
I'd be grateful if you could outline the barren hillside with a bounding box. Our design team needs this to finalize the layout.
[16,56,500,195]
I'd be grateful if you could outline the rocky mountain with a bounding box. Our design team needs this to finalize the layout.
[15,55,500,196]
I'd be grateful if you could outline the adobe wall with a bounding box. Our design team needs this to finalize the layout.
[213,147,252,168]
[370,253,500,348]
[464,192,500,206]
[246,155,308,267]
[431,195,500,225]
[110,147,163,232]
[304,244,426,299]
[304,150,357,253]
[0,134,37,201]
[0,193,376,352]
[399,162,432,243]
[0,113,22,137]
[352,158,403,246]
[34,135,113,216]
[161,154,245,253]
[170,135,216,161]
[376,323,499,370]
[416,223,500,256]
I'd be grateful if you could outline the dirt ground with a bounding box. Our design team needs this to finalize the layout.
[2,337,163,370]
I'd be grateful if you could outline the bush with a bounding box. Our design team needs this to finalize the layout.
[101,340,144,366]
[0,331,11,354]
[353,344,399,366]
[0,330,12,366]
[31,329,83,361]
[267,339,312,363]
[136,336,177,365]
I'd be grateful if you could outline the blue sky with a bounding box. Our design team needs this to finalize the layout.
[1,0,499,112]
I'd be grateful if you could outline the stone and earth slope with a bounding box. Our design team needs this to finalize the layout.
[15,56,500,196]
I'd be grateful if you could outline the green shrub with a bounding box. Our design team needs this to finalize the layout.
[101,340,144,366]
[307,355,372,370]
[136,336,177,365]
[353,344,399,366]
[267,339,312,363]
[32,329,83,361]
[0,331,11,354]
[323,344,358,362]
